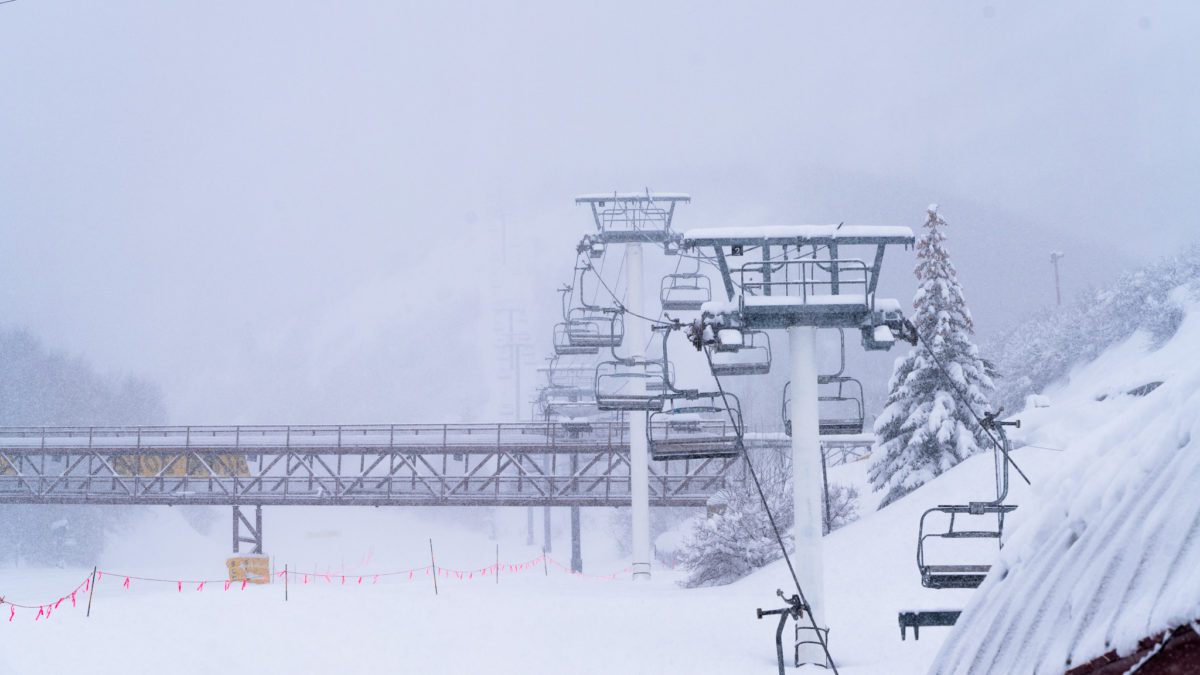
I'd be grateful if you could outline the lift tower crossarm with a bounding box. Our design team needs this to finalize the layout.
[575,192,691,245]
[682,224,914,247]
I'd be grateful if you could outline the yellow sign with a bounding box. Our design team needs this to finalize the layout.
[226,554,271,584]
[113,453,250,478]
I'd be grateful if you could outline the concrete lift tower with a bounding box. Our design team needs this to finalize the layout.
[574,191,690,581]
[683,224,914,664]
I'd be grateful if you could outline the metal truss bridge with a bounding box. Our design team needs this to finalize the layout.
[0,422,828,509]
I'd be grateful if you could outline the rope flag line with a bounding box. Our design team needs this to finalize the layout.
[0,553,681,623]
[0,575,91,623]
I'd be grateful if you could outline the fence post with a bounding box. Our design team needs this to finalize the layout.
[429,539,439,596]
[86,566,97,617]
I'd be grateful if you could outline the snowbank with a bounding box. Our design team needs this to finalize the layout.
[930,291,1200,674]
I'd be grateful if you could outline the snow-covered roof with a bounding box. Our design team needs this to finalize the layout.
[929,293,1200,674]
[574,192,691,203]
[683,225,914,245]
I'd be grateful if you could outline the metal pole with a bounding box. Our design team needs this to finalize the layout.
[429,538,438,596]
[284,564,288,601]
[542,547,549,576]
[627,241,651,581]
[85,566,97,617]
[821,445,831,535]
[789,326,827,665]
[570,505,582,573]
[543,504,552,553]
[1050,252,1065,307]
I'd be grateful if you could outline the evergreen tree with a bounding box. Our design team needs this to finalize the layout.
[868,206,994,508]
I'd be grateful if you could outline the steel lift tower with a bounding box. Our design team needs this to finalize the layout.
[574,191,689,580]
[684,224,914,665]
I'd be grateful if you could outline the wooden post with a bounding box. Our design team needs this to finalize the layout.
[284,564,289,602]
[86,566,97,617]
[429,538,438,596]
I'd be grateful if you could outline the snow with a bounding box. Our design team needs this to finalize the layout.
[930,290,1200,674]
[683,225,914,242]
[575,192,691,202]
[3,295,1194,674]
[0,444,1062,675]
[744,294,868,307]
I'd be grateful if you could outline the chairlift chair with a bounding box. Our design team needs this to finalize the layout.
[594,359,668,411]
[659,273,712,311]
[648,393,743,461]
[709,329,772,376]
[565,308,625,348]
[915,415,1020,590]
[553,323,599,356]
[782,377,866,436]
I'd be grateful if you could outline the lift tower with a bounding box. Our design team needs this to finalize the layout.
[683,224,914,664]
[575,191,689,580]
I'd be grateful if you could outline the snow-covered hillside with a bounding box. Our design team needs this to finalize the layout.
[930,287,1200,673]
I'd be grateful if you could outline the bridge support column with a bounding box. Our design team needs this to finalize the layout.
[233,505,263,554]
[627,241,651,581]
[570,506,582,573]
[789,326,828,666]
[526,507,535,546]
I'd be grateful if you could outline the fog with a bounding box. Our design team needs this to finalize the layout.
[1,1,1196,424]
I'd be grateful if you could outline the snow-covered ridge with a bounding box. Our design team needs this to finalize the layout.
[930,288,1200,673]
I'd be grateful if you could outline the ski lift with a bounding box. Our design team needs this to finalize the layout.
[659,273,712,311]
[553,323,599,356]
[648,392,743,460]
[915,414,1020,590]
[708,329,772,376]
[565,308,625,348]
[782,378,866,436]
[594,359,668,411]
[544,357,598,391]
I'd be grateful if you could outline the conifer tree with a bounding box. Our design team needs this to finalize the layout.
[868,206,994,508]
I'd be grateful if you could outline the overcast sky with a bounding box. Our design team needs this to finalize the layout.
[1,1,1196,423]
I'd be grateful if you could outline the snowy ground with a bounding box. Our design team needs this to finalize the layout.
[0,439,1061,675]
[14,300,1183,675]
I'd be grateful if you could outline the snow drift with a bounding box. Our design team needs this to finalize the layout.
[930,286,1200,674]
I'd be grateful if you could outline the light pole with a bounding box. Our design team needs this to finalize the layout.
[1050,251,1065,307]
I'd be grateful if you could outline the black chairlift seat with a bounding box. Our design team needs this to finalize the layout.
[898,610,962,640]
[648,394,743,461]
[660,273,712,311]
[783,378,866,436]
[594,360,667,412]
[709,329,771,376]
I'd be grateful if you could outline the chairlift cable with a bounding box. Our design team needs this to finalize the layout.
[703,346,840,675]
[911,328,1031,485]
[584,261,674,328]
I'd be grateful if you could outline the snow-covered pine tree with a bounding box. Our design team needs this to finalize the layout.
[868,205,994,508]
